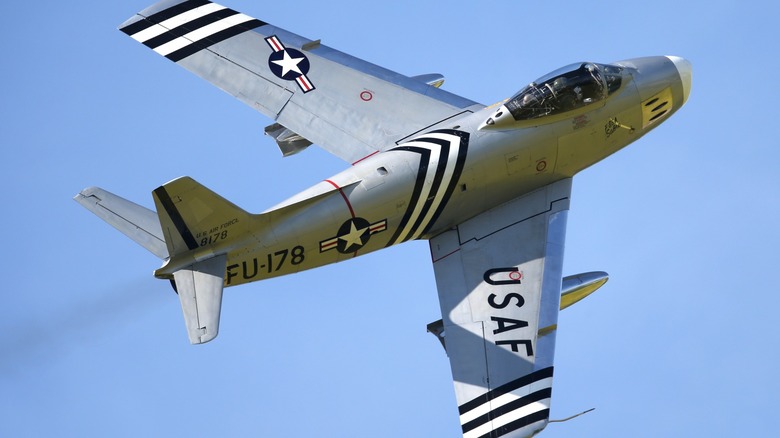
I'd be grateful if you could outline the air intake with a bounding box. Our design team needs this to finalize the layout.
[642,87,673,128]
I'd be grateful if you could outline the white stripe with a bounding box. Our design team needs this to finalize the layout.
[459,376,553,425]
[462,400,549,438]
[130,3,227,43]
[153,13,255,57]
[410,133,460,240]
[296,75,313,91]
[266,35,283,51]
[395,140,441,240]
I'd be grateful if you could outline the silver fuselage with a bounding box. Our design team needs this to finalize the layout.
[155,56,689,286]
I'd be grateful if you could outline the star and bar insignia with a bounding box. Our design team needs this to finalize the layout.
[265,35,315,93]
[320,217,388,254]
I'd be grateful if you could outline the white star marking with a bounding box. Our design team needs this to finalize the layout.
[272,50,305,77]
[339,221,368,249]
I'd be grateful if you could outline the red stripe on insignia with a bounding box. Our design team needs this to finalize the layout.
[266,36,283,52]
[370,222,387,233]
[296,75,315,93]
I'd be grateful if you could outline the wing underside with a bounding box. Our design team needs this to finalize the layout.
[429,178,572,438]
[120,0,482,163]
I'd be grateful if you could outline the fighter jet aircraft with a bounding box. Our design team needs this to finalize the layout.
[74,1,692,436]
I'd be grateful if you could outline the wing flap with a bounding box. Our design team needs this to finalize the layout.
[429,178,572,438]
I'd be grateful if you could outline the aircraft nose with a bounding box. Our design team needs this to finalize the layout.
[616,56,692,116]
[666,56,692,105]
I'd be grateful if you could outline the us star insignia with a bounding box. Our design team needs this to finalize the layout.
[265,35,315,93]
[320,217,388,254]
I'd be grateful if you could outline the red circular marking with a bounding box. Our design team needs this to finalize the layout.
[536,160,547,172]
[360,91,373,101]
[510,271,522,280]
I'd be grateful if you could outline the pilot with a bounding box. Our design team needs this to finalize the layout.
[552,76,577,111]
[521,92,537,108]
[576,63,604,104]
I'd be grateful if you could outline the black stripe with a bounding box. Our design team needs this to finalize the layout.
[649,109,669,122]
[419,130,469,236]
[481,409,550,438]
[385,130,469,246]
[459,367,554,415]
[166,19,265,62]
[385,146,430,246]
[142,8,240,49]
[461,388,552,434]
[153,186,199,251]
[121,0,211,36]
[121,19,154,37]
[404,137,450,239]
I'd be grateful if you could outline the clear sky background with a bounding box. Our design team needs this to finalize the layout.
[2,1,779,437]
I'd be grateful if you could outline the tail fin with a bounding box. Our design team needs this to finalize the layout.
[76,177,255,344]
[151,176,254,344]
[152,176,252,259]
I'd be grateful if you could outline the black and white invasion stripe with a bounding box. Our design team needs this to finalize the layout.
[385,129,469,246]
[458,367,553,438]
[120,0,266,62]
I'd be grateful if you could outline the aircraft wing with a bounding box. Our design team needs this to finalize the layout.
[119,0,482,163]
[428,178,571,438]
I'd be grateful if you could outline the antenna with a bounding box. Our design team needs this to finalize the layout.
[549,408,595,423]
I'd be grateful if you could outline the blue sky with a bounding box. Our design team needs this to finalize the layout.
[2,1,779,437]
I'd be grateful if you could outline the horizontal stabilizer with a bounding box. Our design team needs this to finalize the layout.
[174,254,226,344]
[74,187,168,259]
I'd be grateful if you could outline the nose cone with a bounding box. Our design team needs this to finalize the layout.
[666,56,692,105]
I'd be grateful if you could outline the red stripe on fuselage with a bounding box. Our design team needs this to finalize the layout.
[325,179,355,218]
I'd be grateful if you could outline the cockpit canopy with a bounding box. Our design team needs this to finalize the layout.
[505,63,623,121]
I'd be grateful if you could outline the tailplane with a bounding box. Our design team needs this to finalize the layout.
[75,177,254,344]
[172,253,227,344]
[76,176,342,344]
[74,187,168,259]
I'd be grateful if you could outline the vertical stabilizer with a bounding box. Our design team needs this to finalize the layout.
[151,176,253,344]
[152,176,252,258]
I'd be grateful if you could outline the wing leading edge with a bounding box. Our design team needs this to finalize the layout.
[119,0,482,163]
[429,178,571,438]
